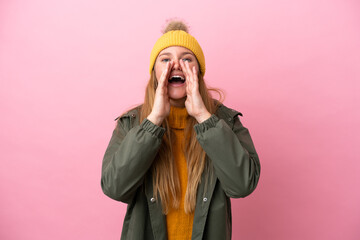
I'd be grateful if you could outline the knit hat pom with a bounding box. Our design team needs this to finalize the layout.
[162,19,189,34]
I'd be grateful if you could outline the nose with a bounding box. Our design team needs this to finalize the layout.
[172,58,182,71]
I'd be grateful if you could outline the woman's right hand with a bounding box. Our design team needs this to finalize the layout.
[147,61,172,126]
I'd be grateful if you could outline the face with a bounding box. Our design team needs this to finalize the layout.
[154,46,200,107]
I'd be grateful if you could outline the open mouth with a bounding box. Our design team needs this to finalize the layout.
[168,75,185,84]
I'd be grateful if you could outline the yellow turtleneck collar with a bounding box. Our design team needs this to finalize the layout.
[168,106,188,129]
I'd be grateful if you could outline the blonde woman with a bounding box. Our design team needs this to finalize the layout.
[101,20,260,240]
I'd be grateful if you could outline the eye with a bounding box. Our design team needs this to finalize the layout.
[161,58,170,62]
[182,58,191,62]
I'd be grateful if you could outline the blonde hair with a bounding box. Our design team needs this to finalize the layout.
[141,20,223,214]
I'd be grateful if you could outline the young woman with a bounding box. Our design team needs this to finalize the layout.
[101,20,260,240]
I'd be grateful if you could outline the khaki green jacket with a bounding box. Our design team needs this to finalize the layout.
[101,104,260,240]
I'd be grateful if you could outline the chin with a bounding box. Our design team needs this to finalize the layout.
[168,89,186,100]
[169,93,186,99]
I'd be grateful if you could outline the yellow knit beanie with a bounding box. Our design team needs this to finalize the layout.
[149,30,206,76]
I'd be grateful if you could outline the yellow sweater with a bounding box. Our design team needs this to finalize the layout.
[166,106,194,240]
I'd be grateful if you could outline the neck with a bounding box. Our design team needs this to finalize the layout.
[170,97,186,108]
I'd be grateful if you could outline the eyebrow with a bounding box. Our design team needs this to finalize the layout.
[158,52,171,57]
[158,51,194,57]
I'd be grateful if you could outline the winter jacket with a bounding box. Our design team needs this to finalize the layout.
[101,103,260,240]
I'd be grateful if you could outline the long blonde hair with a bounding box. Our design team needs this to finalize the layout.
[140,70,222,214]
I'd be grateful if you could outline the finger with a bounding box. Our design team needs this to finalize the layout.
[192,66,199,87]
[160,62,171,83]
[164,61,173,86]
[184,62,195,89]
[184,62,198,83]
[186,80,193,96]
[186,75,193,95]
[183,62,193,86]
[158,69,166,87]
[180,60,189,80]
[192,66,198,80]
[185,61,192,75]
[167,60,173,74]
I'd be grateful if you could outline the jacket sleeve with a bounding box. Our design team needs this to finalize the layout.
[194,113,260,198]
[101,116,165,203]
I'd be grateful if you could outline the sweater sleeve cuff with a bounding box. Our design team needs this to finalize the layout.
[141,119,166,138]
[194,114,219,134]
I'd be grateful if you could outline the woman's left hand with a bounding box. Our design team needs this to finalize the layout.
[181,60,211,123]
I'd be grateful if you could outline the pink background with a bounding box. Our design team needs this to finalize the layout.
[1,0,359,239]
